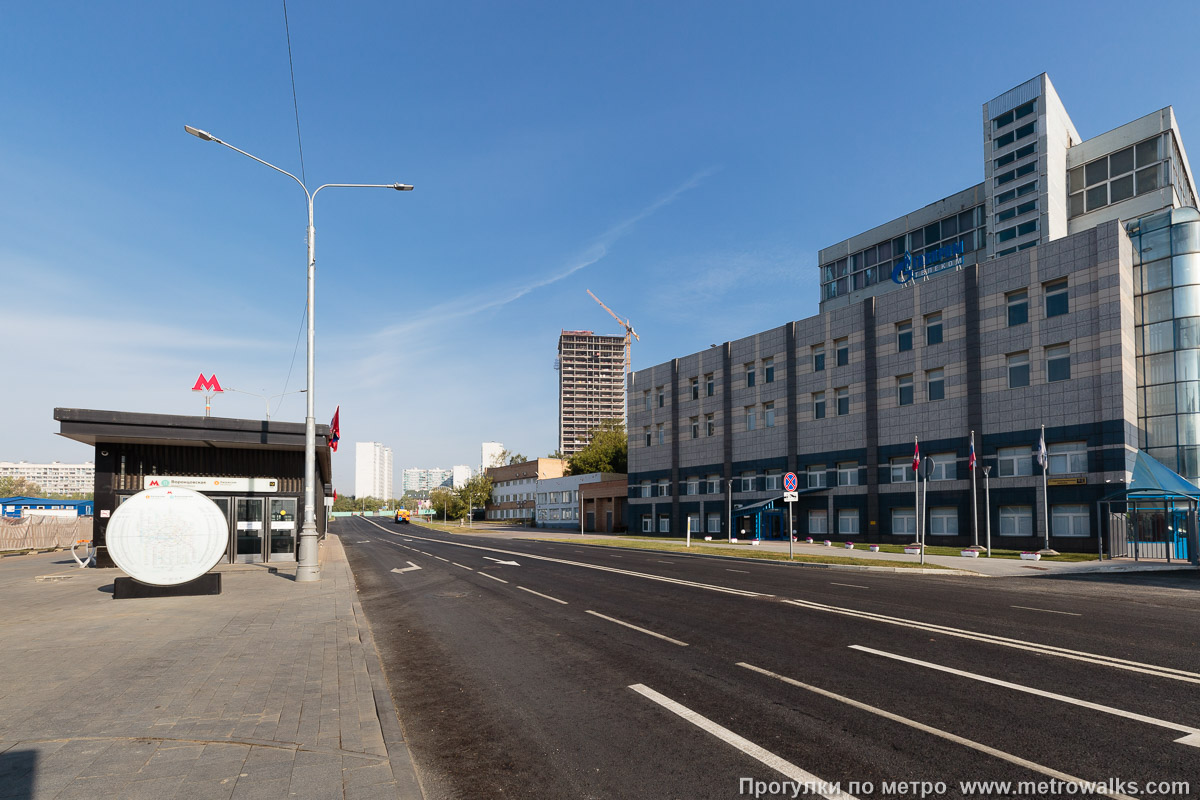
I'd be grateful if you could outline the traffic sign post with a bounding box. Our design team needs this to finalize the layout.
[784,473,798,560]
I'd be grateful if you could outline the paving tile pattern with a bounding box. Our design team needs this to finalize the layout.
[0,536,422,799]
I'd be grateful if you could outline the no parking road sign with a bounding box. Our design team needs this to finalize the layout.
[783,472,798,492]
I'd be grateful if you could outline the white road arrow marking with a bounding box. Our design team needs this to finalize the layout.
[391,562,421,574]
[483,557,520,566]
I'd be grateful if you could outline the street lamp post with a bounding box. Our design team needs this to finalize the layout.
[185,125,412,582]
[225,387,306,420]
[982,465,992,557]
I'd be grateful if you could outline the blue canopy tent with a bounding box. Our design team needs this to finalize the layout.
[731,487,824,540]
[1098,451,1200,564]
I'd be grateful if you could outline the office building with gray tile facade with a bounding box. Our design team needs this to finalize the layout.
[627,74,1200,552]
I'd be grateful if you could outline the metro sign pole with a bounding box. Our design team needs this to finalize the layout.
[192,373,223,417]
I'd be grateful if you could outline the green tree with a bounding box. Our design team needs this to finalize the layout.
[456,475,493,518]
[430,487,465,520]
[568,420,627,475]
[498,449,528,465]
[0,477,43,497]
[332,494,357,512]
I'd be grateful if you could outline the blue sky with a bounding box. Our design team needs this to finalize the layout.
[4,1,1199,493]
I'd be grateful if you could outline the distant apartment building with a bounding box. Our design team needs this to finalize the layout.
[451,465,472,489]
[0,461,94,495]
[354,442,393,500]
[557,330,626,456]
[401,467,453,494]
[481,442,505,471]
[485,458,565,522]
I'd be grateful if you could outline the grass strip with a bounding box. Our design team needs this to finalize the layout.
[539,538,951,569]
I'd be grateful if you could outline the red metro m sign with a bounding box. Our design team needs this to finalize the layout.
[192,374,223,393]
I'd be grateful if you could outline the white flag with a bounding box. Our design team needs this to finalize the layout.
[1036,428,1047,469]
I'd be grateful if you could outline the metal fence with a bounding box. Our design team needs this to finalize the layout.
[0,516,92,552]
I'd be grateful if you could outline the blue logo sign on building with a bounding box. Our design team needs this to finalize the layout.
[891,240,965,286]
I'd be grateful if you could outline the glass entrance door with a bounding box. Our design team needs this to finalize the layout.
[210,497,232,563]
[269,498,298,562]
[235,498,265,563]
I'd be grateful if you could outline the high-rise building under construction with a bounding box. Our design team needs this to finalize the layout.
[557,330,626,456]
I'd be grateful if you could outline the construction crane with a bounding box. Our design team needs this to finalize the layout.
[587,289,640,375]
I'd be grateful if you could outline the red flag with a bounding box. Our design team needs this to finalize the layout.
[329,406,341,452]
[912,438,920,474]
[968,435,977,471]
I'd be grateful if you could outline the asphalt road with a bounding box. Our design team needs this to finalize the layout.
[337,517,1200,800]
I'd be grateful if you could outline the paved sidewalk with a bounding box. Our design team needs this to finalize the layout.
[0,535,423,800]
[430,522,1198,577]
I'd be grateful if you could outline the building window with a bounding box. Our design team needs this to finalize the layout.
[1007,290,1028,326]
[897,321,913,352]
[890,457,914,483]
[686,477,699,496]
[927,368,945,401]
[1049,442,1087,474]
[643,391,651,411]
[813,345,825,372]
[835,338,849,367]
[706,373,715,396]
[691,378,699,401]
[1008,352,1030,388]
[929,508,958,536]
[765,470,782,491]
[1069,135,1162,219]
[745,363,756,388]
[706,414,715,437]
[999,506,1033,536]
[657,387,664,408]
[740,471,756,492]
[925,313,943,346]
[931,453,956,481]
[658,515,670,533]
[1045,279,1068,317]
[892,508,917,536]
[644,427,651,447]
[764,358,775,383]
[837,462,858,486]
[813,392,826,419]
[658,479,670,497]
[764,402,776,428]
[836,387,849,416]
[1046,344,1071,382]
[1052,505,1090,537]
[691,417,700,439]
[707,474,720,493]
[641,515,653,533]
[807,465,827,489]
[808,510,828,535]
[745,407,756,431]
[997,446,1033,477]
[657,424,665,445]
[707,512,721,534]
[837,509,859,536]
[897,374,914,406]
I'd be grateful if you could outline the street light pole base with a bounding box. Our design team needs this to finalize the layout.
[296,525,321,582]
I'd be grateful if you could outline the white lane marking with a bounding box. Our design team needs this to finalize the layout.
[479,572,509,584]
[360,518,767,599]
[849,645,1200,749]
[391,562,421,574]
[655,560,673,564]
[783,598,1200,685]
[629,684,856,800]
[451,562,472,570]
[586,611,688,647]
[830,583,869,589]
[434,556,449,562]
[1011,605,1082,617]
[517,586,569,605]
[738,663,1138,800]
[483,557,520,566]
[726,569,750,573]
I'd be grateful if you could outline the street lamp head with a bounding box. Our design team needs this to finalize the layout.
[392,183,415,191]
[184,125,216,142]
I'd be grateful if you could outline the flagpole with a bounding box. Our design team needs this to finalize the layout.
[970,430,979,548]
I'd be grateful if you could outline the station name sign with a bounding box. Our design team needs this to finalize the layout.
[143,476,279,493]
[891,240,965,286]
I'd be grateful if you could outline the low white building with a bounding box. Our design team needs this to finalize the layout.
[451,465,472,489]
[536,473,617,529]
